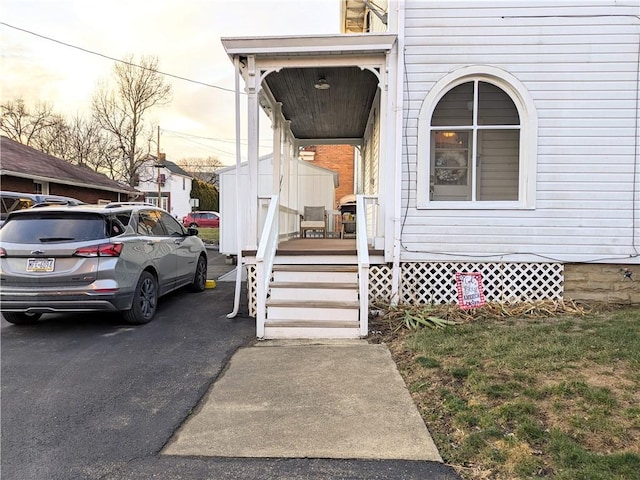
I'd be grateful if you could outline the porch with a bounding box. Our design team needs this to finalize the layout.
[241,195,383,340]
[220,34,400,339]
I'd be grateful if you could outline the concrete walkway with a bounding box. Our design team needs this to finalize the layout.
[163,339,443,462]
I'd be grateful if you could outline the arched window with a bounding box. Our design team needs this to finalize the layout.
[417,67,537,209]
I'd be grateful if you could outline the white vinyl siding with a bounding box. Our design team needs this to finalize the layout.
[402,0,640,263]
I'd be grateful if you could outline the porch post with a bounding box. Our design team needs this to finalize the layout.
[246,55,259,250]
[282,120,292,234]
[390,7,406,304]
[272,104,282,197]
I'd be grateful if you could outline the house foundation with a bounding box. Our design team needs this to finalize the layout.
[246,261,639,317]
[564,263,640,305]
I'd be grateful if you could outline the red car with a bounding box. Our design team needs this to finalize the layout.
[182,211,220,228]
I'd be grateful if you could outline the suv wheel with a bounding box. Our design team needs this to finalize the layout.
[123,271,157,324]
[189,222,198,228]
[2,312,42,325]
[190,254,207,292]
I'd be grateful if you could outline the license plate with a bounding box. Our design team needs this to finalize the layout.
[27,258,55,272]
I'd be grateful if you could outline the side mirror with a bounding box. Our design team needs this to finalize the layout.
[187,227,199,236]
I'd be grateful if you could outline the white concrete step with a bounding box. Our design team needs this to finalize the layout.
[272,265,358,284]
[267,300,360,322]
[263,325,361,339]
[269,282,358,302]
[265,263,361,339]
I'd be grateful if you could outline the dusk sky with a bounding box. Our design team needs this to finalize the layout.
[1,0,342,165]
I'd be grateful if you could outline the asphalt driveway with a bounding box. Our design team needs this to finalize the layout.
[1,250,461,479]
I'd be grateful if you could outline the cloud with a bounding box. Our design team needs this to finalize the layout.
[1,0,341,160]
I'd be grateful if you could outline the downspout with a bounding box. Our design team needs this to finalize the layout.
[227,55,243,319]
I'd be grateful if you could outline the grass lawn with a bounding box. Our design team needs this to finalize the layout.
[195,227,219,244]
[370,303,640,480]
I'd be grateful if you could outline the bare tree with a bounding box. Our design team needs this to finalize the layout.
[176,156,225,184]
[33,113,72,159]
[92,55,172,185]
[0,98,59,146]
[62,114,119,171]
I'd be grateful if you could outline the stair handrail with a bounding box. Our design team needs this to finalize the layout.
[255,194,279,337]
[356,194,370,337]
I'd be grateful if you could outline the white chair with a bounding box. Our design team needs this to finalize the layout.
[300,206,327,238]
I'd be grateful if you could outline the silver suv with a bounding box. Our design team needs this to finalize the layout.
[0,203,208,325]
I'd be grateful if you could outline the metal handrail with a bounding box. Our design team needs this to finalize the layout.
[255,195,279,337]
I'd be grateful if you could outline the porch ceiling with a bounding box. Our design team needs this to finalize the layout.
[221,34,396,144]
[263,66,379,142]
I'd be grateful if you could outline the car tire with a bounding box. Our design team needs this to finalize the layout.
[123,271,158,325]
[189,223,198,228]
[190,254,208,292]
[2,312,42,325]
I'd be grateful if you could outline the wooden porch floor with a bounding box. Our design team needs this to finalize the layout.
[243,238,383,257]
[278,238,356,255]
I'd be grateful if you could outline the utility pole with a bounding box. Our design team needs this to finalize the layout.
[156,126,162,209]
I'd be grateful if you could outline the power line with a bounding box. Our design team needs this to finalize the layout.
[162,129,272,147]
[1,21,238,94]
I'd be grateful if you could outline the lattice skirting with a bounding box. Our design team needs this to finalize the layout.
[399,262,563,304]
[247,262,564,316]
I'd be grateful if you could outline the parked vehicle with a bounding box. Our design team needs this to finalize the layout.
[183,211,220,228]
[0,203,208,325]
[0,191,84,227]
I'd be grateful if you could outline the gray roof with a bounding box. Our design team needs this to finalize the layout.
[151,156,192,177]
[0,136,138,195]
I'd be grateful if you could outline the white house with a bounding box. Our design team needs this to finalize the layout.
[221,0,640,339]
[137,155,193,220]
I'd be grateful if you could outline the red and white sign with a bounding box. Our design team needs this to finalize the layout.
[455,272,486,310]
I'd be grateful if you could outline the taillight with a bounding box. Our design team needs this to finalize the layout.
[0,247,6,257]
[74,243,123,257]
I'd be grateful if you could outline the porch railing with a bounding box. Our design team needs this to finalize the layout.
[256,195,279,337]
[258,196,298,239]
[356,195,370,337]
[361,195,379,247]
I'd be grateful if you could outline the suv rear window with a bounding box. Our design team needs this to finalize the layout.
[0,213,110,243]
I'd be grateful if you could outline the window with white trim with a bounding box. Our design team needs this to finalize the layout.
[417,68,537,209]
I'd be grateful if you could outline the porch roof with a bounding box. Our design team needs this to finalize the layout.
[221,34,396,143]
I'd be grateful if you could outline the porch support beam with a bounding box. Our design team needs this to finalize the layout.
[282,118,293,234]
[246,55,260,251]
[221,34,396,56]
[272,104,282,197]
[297,138,363,147]
[255,55,386,70]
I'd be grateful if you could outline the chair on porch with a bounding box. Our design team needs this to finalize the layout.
[300,206,327,238]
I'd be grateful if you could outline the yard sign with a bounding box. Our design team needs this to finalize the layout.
[455,272,486,310]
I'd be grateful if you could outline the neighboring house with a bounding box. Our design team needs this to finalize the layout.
[300,145,356,208]
[221,1,640,338]
[0,136,139,203]
[136,154,193,220]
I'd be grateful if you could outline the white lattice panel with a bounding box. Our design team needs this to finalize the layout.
[247,265,256,317]
[400,262,563,304]
[369,265,393,303]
